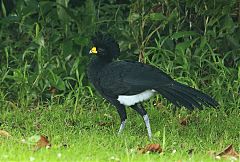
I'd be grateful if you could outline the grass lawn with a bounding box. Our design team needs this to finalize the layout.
[0,99,239,161]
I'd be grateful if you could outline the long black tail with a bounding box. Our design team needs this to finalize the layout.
[156,82,219,110]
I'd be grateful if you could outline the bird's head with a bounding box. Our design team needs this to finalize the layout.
[89,34,120,60]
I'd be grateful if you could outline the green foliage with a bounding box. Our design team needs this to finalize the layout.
[0,0,239,110]
[0,0,96,107]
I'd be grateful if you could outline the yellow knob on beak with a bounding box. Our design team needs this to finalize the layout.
[90,47,98,54]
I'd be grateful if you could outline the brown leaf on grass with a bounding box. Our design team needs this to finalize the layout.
[151,4,164,13]
[35,135,51,150]
[217,144,239,159]
[97,121,113,127]
[179,117,189,126]
[48,86,57,94]
[0,130,11,137]
[26,135,51,151]
[138,144,162,154]
[154,101,164,109]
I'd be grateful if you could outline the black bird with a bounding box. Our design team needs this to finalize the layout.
[87,35,219,139]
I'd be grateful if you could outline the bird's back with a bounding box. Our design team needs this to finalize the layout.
[96,60,175,97]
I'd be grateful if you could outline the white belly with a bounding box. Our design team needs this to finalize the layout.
[117,90,156,106]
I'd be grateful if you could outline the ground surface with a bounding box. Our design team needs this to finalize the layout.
[0,100,239,161]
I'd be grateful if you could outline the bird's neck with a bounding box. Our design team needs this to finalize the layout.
[88,57,112,78]
[90,57,112,68]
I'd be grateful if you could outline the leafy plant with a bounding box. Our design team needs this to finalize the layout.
[0,0,239,110]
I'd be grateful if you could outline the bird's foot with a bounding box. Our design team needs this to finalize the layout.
[118,120,126,135]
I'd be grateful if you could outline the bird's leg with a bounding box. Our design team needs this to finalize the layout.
[115,104,127,135]
[131,103,152,139]
[118,120,126,134]
[143,114,152,139]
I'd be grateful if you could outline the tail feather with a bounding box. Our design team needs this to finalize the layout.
[174,82,219,107]
[158,88,195,110]
[157,89,180,107]
[167,88,202,109]
[172,87,207,108]
[156,82,219,110]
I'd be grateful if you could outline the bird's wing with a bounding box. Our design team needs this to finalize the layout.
[98,61,174,97]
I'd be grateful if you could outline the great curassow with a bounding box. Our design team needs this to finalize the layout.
[87,34,219,139]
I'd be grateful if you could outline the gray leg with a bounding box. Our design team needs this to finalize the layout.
[143,114,152,139]
[131,103,152,139]
[118,120,126,134]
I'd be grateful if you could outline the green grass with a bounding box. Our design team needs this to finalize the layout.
[1,99,239,161]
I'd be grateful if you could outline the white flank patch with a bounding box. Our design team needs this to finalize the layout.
[117,90,156,106]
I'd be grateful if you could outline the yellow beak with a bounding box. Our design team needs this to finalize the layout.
[89,47,97,54]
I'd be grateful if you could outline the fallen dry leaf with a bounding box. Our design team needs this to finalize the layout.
[26,135,51,150]
[217,144,239,159]
[0,130,11,137]
[151,4,164,13]
[49,86,57,94]
[35,135,51,150]
[179,117,189,126]
[97,121,113,127]
[138,144,162,154]
[153,101,164,109]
